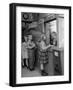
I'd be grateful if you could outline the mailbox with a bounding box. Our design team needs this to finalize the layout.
[53,50,63,75]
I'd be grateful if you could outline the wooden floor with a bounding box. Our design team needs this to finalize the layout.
[21,67,41,77]
[21,51,64,77]
[21,54,54,77]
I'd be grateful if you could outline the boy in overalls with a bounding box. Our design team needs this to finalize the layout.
[27,35,36,70]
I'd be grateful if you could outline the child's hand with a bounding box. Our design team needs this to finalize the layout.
[51,45,53,47]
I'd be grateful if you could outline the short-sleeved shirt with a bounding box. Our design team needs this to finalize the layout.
[21,42,28,59]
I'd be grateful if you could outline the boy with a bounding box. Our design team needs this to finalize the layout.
[27,35,36,70]
[21,36,29,68]
[50,32,57,46]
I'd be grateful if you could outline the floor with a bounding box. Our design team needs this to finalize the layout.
[21,54,54,77]
[21,51,64,77]
[21,67,41,77]
[21,51,58,77]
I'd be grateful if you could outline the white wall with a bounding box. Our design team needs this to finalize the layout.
[58,18,64,48]
[0,0,73,90]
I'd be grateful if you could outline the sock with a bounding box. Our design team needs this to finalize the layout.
[24,59,26,66]
[26,59,28,67]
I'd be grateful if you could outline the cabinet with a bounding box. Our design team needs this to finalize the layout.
[45,49,54,76]
[45,48,64,76]
[53,48,64,75]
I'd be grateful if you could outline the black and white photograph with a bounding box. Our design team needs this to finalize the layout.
[21,12,64,77]
[9,3,71,87]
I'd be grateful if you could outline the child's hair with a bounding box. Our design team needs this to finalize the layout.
[41,34,46,41]
[24,36,28,42]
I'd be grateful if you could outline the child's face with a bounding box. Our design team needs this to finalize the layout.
[43,36,46,40]
[24,36,27,42]
[41,35,46,41]
[28,35,32,41]
[51,32,56,39]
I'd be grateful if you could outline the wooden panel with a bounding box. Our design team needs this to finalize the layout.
[53,50,63,75]
[45,51,54,75]
[58,18,64,48]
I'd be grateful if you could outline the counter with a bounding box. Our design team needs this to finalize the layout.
[45,46,64,75]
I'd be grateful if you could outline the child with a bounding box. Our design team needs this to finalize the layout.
[21,36,29,68]
[27,35,35,49]
[50,32,57,46]
[27,35,36,70]
[38,34,52,76]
